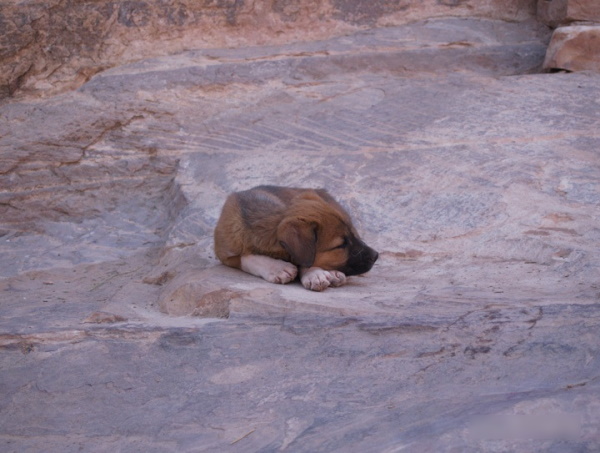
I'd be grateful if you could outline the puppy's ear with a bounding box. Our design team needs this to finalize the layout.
[277,218,317,268]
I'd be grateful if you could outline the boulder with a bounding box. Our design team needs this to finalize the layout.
[543,25,600,71]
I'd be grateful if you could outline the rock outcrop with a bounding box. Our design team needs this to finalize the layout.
[1,5,599,452]
[544,25,600,71]
[540,0,600,71]
[1,0,536,98]
[538,0,600,26]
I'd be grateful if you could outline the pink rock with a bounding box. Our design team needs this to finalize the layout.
[543,25,600,71]
[0,0,536,99]
[538,0,600,27]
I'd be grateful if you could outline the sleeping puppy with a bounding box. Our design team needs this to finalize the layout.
[214,185,378,291]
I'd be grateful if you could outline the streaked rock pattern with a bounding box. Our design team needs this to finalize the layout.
[1,16,600,452]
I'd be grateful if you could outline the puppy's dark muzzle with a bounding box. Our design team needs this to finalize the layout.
[368,248,379,265]
[342,243,379,276]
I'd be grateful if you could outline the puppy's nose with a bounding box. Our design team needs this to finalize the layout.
[369,249,379,264]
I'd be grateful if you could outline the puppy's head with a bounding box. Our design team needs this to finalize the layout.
[277,192,378,276]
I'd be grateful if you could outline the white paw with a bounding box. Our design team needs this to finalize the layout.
[327,270,347,287]
[241,255,298,285]
[265,261,298,284]
[301,268,347,292]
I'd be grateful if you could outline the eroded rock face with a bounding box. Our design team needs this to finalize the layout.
[538,0,600,27]
[544,25,600,71]
[1,14,599,453]
[1,0,536,98]
[538,0,600,72]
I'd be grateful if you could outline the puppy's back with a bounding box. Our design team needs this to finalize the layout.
[214,186,297,266]
[214,192,245,267]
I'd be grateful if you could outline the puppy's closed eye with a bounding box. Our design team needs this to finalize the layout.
[329,237,348,251]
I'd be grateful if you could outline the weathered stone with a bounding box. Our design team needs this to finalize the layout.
[538,0,568,26]
[538,0,600,27]
[543,25,600,71]
[0,0,536,98]
[1,14,600,453]
[157,270,239,318]
[83,312,128,324]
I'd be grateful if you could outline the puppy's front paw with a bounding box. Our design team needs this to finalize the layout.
[241,255,298,285]
[301,268,347,292]
[265,260,298,284]
[327,270,346,287]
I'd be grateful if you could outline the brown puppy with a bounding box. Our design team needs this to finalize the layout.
[214,185,378,291]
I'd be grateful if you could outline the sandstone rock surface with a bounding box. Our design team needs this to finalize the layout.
[1,0,536,98]
[538,0,600,72]
[544,25,600,71]
[2,15,600,453]
[538,0,600,27]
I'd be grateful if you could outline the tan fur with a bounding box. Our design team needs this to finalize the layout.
[214,185,378,291]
